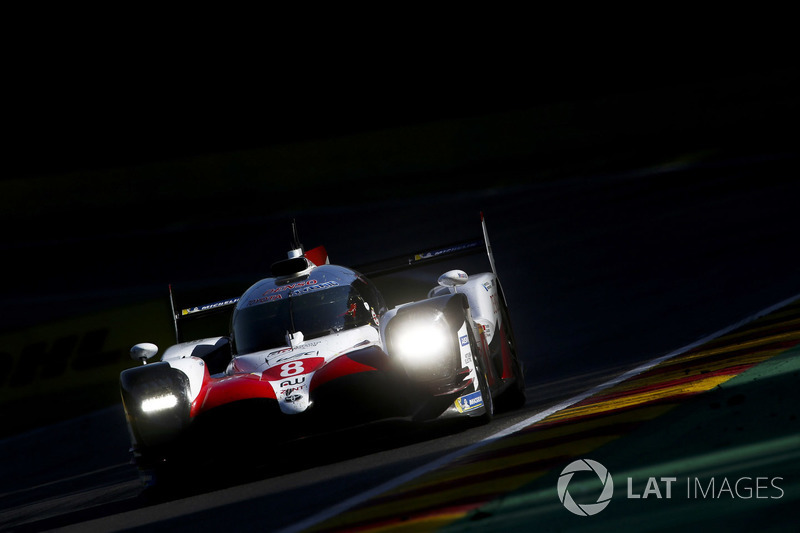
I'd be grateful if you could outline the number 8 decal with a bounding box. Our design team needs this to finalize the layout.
[280,361,305,377]
[265,356,323,381]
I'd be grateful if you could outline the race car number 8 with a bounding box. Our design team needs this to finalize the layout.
[264,356,323,381]
[280,361,305,377]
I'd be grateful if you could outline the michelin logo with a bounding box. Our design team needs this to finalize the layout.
[182,297,240,315]
[455,391,484,413]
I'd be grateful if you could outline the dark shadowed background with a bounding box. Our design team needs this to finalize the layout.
[2,49,798,435]
[2,37,800,530]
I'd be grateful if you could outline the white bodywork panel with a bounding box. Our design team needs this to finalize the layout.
[457,320,478,387]
[460,272,501,345]
[429,272,501,344]
[162,337,228,361]
[167,357,207,402]
[159,337,229,403]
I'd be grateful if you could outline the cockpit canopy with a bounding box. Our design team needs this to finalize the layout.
[231,265,386,355]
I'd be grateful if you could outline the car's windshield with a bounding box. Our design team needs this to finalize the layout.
[233,285,373,354]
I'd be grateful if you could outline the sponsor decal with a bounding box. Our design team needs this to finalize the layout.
[248,281,341,306]
[413,241,481,262]
[454,390,484,413]
[268,369,315,409]
[275,350,319,363]
[288,280,339,295]
[460,335,469,346]
[264,280,319,294]
[262,280,340,297]
[268,347,293,357]
[482,281,492,292]
[249,294,283,305]
[267,369,314,409]
[182,297,240,316]
[279,376,306,388]
[298,341,322,348]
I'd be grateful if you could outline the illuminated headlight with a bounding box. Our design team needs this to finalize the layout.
[393,323,451,365]
[141,393,178,413]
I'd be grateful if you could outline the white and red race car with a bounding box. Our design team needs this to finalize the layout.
[120,215,525,484]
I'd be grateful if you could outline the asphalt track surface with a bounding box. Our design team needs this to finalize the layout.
[2,150,800,531]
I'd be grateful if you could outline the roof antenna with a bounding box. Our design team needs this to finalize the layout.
[288,219,304,259]
[291,219,302,249]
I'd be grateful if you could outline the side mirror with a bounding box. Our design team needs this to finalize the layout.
[438,270,469,289]
[286,330,305,349]
[130,343,159,365]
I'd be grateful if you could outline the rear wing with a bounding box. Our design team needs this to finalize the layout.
[168,213,499,343]
[355,238,483,277]
[168,287,240,343]
[355,212,498,278]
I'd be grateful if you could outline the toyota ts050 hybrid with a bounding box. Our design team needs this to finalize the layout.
[120,214,526,484]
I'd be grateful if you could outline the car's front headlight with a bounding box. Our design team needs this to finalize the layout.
[389,313,457,381]
[393,322,451,364]
[141,393,179,413]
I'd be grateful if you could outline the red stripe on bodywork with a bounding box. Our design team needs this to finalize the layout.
[312,355,376,390]
[479,330,496,386]
[193,373,276,415]
[497,325,515,380]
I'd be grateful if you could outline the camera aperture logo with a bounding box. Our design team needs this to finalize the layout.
[557,459,614,516]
